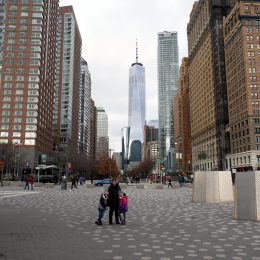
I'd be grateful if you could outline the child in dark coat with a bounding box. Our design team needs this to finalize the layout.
[95,190,109,225]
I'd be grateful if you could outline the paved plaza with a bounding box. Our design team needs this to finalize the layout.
[0,183,260,260]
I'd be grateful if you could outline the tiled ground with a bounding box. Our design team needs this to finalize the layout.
[0,184,260,260]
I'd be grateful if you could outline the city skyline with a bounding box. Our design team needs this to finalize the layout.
[60,0,195,152]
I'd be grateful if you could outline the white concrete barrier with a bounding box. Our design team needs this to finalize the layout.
[120,184,127,189]
[192,171,233,203]
[34,182,43,187]
[155,184,164,189]
[43,183,54,188]
[234,171,260,221]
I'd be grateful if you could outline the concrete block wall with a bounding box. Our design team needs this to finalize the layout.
[192,171,234,203]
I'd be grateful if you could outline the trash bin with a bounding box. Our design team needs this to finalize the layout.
[61,175,67,190]
[61,181,67,190]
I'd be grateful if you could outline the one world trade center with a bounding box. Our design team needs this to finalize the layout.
[128,42,146,150]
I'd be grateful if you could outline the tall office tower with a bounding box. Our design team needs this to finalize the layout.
[56,6,82,158]
[128,42,146,145]
[78,58,91,156]
[0,0,59,169]
[224,1,260,171]
[148,120,158,129]
[187,0,235,172]
[173,58,192,173]
[143,124,159,163]
[89,99,96,160]
[129,140,142,162]
[144,124,158,147]
[96,107,108,159]
[157,31,179,163]
[121,126,130,170]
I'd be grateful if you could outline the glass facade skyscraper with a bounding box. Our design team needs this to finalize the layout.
[157,31,179,161]
[96,107,108,159]
[128,47,146,145]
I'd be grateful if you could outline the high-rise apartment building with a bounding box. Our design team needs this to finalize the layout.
[78,58,91,156]
[96,107,108,159]
[157,31,179,162]
[173,58,192,173]
[56,6,81,159]
[89,99,96,160]
[128,43,145,145]
[187,0,235,172]
[224,0,260,171]
[0,0,59,169]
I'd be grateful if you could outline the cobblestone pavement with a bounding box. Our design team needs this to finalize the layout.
[0,184,260,260]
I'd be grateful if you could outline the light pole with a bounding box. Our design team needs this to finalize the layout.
[109,148,114,179]
[15,142,22,177]
[175,142,179,175]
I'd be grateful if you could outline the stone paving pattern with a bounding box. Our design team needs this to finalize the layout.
[0,183,260,260]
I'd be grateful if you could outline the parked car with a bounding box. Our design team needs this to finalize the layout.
[94,179,111,186]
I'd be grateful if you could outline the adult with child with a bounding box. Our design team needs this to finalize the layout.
[107,178,121,225]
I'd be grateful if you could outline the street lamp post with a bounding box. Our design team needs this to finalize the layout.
[109,148,114,179]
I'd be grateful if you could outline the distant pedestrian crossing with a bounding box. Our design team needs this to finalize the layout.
[0,190,39,199]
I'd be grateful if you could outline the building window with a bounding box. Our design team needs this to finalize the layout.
[0,132,8,137]
[13,132,21,137]
[25,139,36,145]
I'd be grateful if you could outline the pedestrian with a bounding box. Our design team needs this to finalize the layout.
[107,178,121,224]
[28,175,34,190]
[178,174,184,187]
[24,175,29,190]
[118,191,128,225]
[95,190,109,225]
[168,178,172,188]
[70,173,78,190]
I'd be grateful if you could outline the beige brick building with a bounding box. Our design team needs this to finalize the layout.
[187,0,235,172]
[224,0,260,171]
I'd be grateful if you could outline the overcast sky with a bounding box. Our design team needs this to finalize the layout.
[60,0,195,152]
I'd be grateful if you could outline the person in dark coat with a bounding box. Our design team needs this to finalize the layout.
[107,179,121,224]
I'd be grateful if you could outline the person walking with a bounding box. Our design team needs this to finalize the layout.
[107,179,121,224]
[28,175,34,190]
[168,178,172,188]
[24,175,29,190]
[70,173,78,190]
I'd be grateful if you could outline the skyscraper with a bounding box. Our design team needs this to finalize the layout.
[128,42,146,145]
[56,6,82,158]
[157,31,179,162]
[0,0,59,169]
[96,107,108,159]
[173,58,192,173]
[187,0,235,172]
[78,58,91,156]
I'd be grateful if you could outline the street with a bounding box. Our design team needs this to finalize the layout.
[0,184,260,260]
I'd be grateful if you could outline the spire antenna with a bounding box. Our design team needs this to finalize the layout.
[136,39,138,63]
